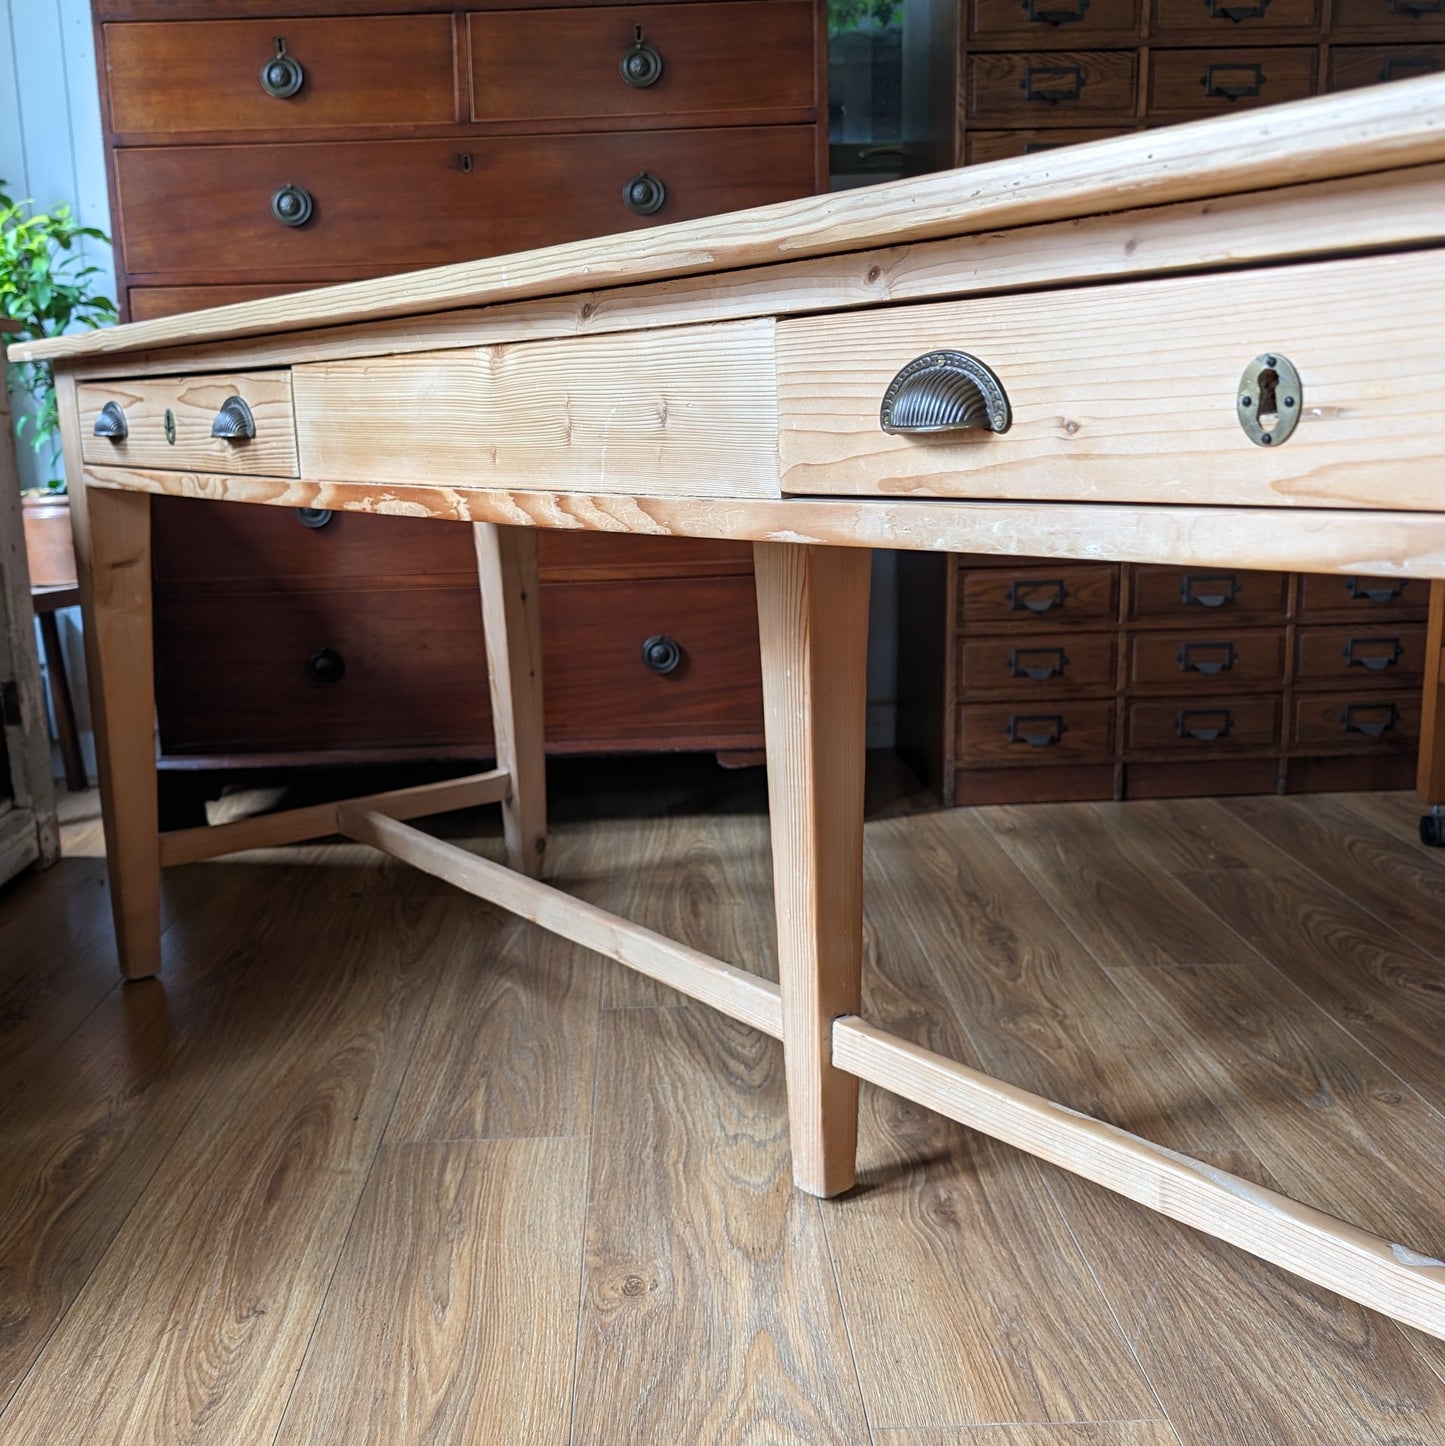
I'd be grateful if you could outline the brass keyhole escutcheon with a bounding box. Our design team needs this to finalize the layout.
[1237,352,1301,446]
[164,408,177,445]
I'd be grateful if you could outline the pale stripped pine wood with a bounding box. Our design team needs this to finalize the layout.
[274,1138,588,1446]
[15,75,1445,365]
[475,523,548,876]
[1420,580,1445,800]
[874,1427,1183,1445]
[80,468,1445,581]
[755,541,871,1198]
[292,321,780,498]
[777,249,1445,514]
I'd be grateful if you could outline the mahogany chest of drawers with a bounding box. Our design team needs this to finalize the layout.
[91,0,826,765]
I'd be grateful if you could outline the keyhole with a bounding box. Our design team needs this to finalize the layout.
[1255,366,1279,435]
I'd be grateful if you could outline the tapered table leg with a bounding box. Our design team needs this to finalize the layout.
[475,523,547,877]
[755,541,872,1198]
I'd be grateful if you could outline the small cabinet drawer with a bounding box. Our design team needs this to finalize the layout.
[1127,628,1285,689]
[958,564,1119,627]
[102,17,458,137]
[1290,691,1422,750]
[968,0,1140,41]
[958,633,1118,698]
[468,3,817,125]
[965,52,1139,122]
[1129,567,1288,621]
[1146,48,1317,116]
[1295,573,1428,618]
[1294,623,1428,683]
[964,127,1133,163]
[1127,696,1280,752]
[1332,0,1445,36]
[1151,0,1320,35]
[1327,44,1445,88]
[956,701,1116,764]
[78,372,297,477]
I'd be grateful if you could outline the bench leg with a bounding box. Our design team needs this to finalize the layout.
[755,541,872,1197]
[75,482,161,979]
[474,523,547,877]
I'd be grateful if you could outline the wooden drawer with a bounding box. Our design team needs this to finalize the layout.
[1289,691,1422,751]
[292,320,779,499]
[1127,696,1280,752]
[1127,628,1285,690]
[1129,567,1288,621]
[1293,622,1428,683]
[965,52,1139,123]
[1326,44,1445,89]
[956,700,1115,764]
[776,250,1445,511]
[1295,572,1428,618]
[964,128,1133,163]
[114,127,820,281]
[78,371,297,476]
[154,575,763,756]
[1146,49,1317,116]
[958,633,1118,699]
[468,3,817,125]
[1151,0,1320,37]
[968,0,1140,42]
[958,563,1119,627]
[128,284,321,322]
[1332,0,1445,36]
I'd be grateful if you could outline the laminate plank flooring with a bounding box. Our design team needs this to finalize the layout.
[1,759,1442,1444]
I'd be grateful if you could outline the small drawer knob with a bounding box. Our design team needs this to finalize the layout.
[306,647,346,686]
[260,37,305,98]
[271,183,314,227]
[295,507,333,529]
[620,27,664,88]
[93,400,128,440]
[211,395,256,441]
[641,634,682,675]
[623,172,667,216]
[881,351,1011,434]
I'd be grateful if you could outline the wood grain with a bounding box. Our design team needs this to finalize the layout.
[874,1427,1183,1445]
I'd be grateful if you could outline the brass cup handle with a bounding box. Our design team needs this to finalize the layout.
[93,400,128,440]
[260,38,305,98]
[271,183,314,227]
[211,396,256,441]
[880,351,1011,434]
[623,173,667,216]
[620,29,664,88]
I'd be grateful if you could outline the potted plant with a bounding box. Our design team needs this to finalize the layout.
[2,181,117,586]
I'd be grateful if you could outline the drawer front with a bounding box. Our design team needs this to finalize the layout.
[968,0,1140,41]
[958,563,1119,627]
[1326,44,1445,89]
[78,372,297,476]
[102,17,457,135]
[958,633,1118,699]
[115,128,820,280]
[1332,0,1445,35]
[128,283,320,322]
[965,52,1139,122]
[1127,696,1280,751]
[964,128,1133,163]
[1294,622,1428,683]
[1290,691,1422,750]
[956,700,1115,764]
[1127,628,1285,690]
[468,3,817,124]
[776,250,1445,511]
[1151,0,1320,35]
[1296,573,1428,618]
[1146,49,1317,116]
[292,320,779,499]
[1130,567,1288,621]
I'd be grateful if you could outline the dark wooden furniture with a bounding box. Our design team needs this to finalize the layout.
[92,0,826,766]
[31,585,86,792]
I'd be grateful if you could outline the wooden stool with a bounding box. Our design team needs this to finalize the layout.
[30,583,86,792]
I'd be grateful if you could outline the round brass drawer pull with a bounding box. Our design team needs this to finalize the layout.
[211,395,256,441]
[260,37,305,99]
[881,351,1011,434]
[93,400,128,440]
[306,647,346,686]
[271,183,314,228]
[623,172,667,216]
[641,634,682,674]
[620,28,663,88]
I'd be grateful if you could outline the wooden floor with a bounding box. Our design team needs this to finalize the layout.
[2,757,1443,1445]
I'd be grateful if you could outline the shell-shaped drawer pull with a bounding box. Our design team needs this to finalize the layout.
[271,183,314,227]
[623,173,667,216]
[211,396,256,441]
[93,400,128,440]
[880,351,1011,435]
[260,37,305,98]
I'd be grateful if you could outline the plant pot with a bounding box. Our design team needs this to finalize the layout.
[20,494,78,588]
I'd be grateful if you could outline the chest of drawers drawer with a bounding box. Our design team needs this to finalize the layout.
[968,0,1141,42]
[1293,622,1429,683]
[958,563,1119,628]
[1127,695,1281,751]
[958,634,1118,698]
[964,127,1134,162]
[1289,691,1422,751]
[965,51,1140,121]
[1146,47,1318,114]
[1150,0,1321,37]
[1127,628,1285,689]
[1129,566,1288,621]
[1327,43,1445,87]
[1295,572,1428,618]
[1331,0,1445,35]
[956,700,1116,765]
[78,372,297,476]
